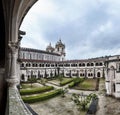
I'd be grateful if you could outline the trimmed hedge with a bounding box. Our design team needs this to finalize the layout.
[60,79,73,86]
[22,89,62,103]
[68,82,75,88]
[69,78,84,88]
[20,86,54,95]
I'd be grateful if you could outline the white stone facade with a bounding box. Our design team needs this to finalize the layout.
[105,55,120,98]
[19,41,120,98]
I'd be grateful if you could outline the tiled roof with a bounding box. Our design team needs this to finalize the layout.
[20,47,60,56]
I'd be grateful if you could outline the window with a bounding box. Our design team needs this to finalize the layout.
[99,62,103,66]
[116,63,120,72]
[21,63,24,67]
[57,48,59,51]
[87,63,90,66]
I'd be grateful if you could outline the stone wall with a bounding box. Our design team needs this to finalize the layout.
[5,87,32,115]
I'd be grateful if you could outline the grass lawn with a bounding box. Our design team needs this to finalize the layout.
[48,77,73,86]
[21,83,42,89]
[74,78,98,91]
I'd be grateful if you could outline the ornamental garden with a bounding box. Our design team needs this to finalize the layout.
[20,76,101,115]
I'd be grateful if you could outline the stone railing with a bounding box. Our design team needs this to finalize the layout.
[5,87,32,115]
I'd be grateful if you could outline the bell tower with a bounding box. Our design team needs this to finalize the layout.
[55,39,66,61]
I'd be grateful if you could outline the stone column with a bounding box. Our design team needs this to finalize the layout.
[6,42,19,88]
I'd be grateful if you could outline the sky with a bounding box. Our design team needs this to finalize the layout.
[20,0,120,60]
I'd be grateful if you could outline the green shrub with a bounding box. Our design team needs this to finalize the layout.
[69,78,84,88]
[20,86,54,95]
[60,79,73,86]
[22,89,62,103]
[68,82,75,88]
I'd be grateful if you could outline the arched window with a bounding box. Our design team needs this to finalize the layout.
[21,74,25,80]
[36,63,38,67]
[23,53,25,59]
[26,63,28,67]
[32,63,35,67]
[97,72,101,77]
[21,63,24,67]
[82,63,85,66]
[87,63,90,66]
[88,73,90,76]
[100,62,103,66]
[42,64,44,67]
[51,64,55,67]
[79,63,82,67]
[39,64,41,67]
[29,63,31,67]
[96,63,98,66]
[91,63,94,66]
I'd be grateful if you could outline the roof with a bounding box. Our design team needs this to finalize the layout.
[20,47,60,56]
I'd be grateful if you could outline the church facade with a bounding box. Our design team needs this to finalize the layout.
[19,40,120,98]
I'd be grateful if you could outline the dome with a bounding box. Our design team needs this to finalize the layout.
[56,39,65,48]
[46,43,54,52]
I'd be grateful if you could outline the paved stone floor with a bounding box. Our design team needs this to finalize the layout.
[96,79,120,115]
[30,94,81,115]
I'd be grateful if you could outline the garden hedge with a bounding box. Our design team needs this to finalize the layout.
[20,86,54,95]
[22,89,62,103]
[69,78,84,88]
[60,79,73,86]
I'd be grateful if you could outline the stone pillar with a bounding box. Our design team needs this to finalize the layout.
[6,42,19,88]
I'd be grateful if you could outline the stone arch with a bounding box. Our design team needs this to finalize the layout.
[26,63,29,67]
[0,1,7,114]
[1,0,38,114]
[28,63,31,67]
[97,72,101,77]
[79,63,82,67]
[0,1,5,67]
[21,74,25,80]
[100,62,103,66]
[21,63,24,67]
[109,66,115,79]
[91,63,94,66]
[96,63,99,66]
[87,63,90,66]
[82,63,85,66]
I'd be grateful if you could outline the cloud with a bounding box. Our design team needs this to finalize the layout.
[20,0,120,60]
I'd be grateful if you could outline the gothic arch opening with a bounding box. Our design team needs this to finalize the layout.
[0,1,6,114]
[97,72,101,77]
[0,1,5,67]
[110,66,115,79]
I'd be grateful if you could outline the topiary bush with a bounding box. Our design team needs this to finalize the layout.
[22,89,62,103]
[20,86,54,95]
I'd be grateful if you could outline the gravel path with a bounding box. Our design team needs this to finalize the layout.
[30,94,80,115]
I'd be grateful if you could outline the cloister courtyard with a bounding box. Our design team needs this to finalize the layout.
[20,77,120,115]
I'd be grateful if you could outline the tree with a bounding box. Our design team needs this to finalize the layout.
[61,87,68,97]
[40,78,47,86]
[58,75,63,84]
[72,93,97,111]
[28,76,37,88]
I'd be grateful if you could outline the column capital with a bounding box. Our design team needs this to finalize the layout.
[6,78,19,88]
[8,41,19,54]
